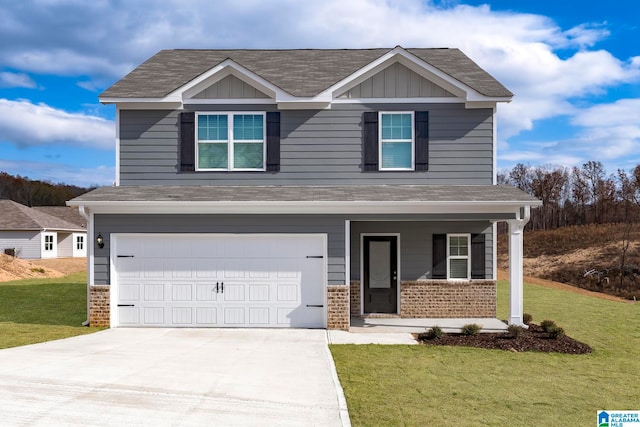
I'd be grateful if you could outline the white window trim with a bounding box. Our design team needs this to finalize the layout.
[195,111,267,172]
[447,233,471,280]
[378,111,414,171]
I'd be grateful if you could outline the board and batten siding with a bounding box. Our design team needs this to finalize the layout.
[118,103,493,186]
[0,231,42,259]
[350,220,493,280]
[93,214,346,286]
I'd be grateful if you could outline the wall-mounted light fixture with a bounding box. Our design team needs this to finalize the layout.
[96,233,104,249]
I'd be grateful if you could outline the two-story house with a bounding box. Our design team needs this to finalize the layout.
[69,47,541,330]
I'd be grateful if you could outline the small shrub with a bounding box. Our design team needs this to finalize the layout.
[548,326,565,339]
[522,313,533,325]
[30,267,45,274]
[507,324,526,338]
[421,326,444,340]
[461,323,482,336]
[540,319,557,333]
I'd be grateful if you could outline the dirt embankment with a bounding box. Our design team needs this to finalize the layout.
[0,255,86,282]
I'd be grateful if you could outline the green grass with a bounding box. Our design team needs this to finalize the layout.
[331,281,640,426]
[0,272,100,349]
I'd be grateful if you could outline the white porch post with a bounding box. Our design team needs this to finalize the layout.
[507,206,531,326]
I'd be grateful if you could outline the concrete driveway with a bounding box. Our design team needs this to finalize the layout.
[0,329,348,426]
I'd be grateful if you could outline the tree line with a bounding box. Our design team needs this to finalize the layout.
[0,172,92,206]
[498,161,640,231]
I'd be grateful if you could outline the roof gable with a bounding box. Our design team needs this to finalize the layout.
[337,62,456,99]
[191,74,270,100]
[0,200,85,231]
[100,47,512,107]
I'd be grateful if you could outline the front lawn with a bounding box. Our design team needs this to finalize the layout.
[331,281,640,426]
[0,272,99,349]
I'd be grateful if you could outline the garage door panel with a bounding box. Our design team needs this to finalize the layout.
[143,260,165,278]
[222,283,245,301]
[223,307,245,324]
[248,284,269,301]
[115,234,325,328]
[172,307,193,325]
[120,284,140,301]
[248,307,269,325]
[119,307,140,325]
[196,307,217,324]
[171,284,193,301]
[143,307,164,325]
[144,284,164,301]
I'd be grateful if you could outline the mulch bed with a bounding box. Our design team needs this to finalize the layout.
[415,324,592,354]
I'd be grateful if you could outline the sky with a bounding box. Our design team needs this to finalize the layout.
[0,0,638,187]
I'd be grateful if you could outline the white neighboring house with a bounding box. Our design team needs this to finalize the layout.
[0,200,87,259]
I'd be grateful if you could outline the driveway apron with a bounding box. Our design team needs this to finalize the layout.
[0,329,345,426]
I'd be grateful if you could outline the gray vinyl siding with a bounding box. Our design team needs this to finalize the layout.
[192,74,269,99]
[338,62,455,98]
[350,221,493,280]
[119,103,493,185]
[93,214,346,285]
[0,231,41,259]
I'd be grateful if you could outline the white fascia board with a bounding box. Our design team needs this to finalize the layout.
[174,60,280,101]
[332,97,466,104]
[70,200,539,216]
[104,101,184,110]
[184,98,276,105]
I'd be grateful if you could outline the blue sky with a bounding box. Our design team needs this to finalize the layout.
[0,0,638,187]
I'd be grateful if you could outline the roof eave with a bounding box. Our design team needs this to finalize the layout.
[69,200,541,216]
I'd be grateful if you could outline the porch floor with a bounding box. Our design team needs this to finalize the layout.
[349,317,508,333]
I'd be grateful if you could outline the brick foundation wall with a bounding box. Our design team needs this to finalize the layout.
[327,285,349,330]
[350,280,360,316]
[400,280,496,318]
[89,285,110,327]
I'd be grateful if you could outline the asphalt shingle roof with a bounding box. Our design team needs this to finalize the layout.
[32,206,87,229]
[100,48,512,99]
[70,185,539,204]
[0,200,85,231]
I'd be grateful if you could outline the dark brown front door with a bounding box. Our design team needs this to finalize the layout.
[363,236,397,313]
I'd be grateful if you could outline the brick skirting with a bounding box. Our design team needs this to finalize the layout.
[350,279,496,318]
[89,285,110,327]
[327,284,350,330]
[400,280,496,318]
[349,280,360,317]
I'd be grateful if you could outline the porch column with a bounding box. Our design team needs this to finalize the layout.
[507,206,530,326]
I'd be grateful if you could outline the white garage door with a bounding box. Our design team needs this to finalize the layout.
[112,234,326,328]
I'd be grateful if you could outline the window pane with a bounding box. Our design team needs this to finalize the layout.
[233,114,263,140]
[450,259,468,279]
[381,141,411,169]
[381,113,412,140]
[198,115,227,141]
[234,143,263,169]
[198,143,228,169]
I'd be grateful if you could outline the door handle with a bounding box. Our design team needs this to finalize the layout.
[221,282,224,292]
[216,282,219,293]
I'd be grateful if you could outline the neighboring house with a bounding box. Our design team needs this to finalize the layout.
[0,200,87,259]
[68,47,541,329]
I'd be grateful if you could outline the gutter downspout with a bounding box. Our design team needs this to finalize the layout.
[78,205,91,327]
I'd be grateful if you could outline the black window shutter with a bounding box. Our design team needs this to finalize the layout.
[415,111,429,171]
[179,112,195,172]
[266,111,281,172]
[471,234,486,279]
[363,111,378,171]
[432,234,447,279]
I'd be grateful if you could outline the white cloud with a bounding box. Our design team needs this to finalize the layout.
[0,71,36,88]
[0,158,114,187]
[0,99,113,149]
[1,0,639,173]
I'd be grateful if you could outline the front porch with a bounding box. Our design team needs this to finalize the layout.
[350,316,508,333]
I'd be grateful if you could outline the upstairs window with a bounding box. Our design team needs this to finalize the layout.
[379,112,414,170]
[196,112,265,171]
